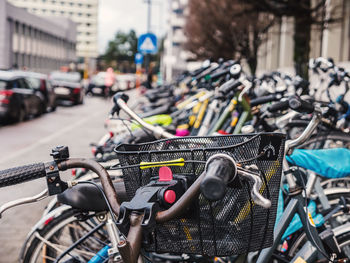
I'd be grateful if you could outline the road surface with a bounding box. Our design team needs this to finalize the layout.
[0,93,137,262]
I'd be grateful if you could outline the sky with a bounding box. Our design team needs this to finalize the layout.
[98,0,168,54]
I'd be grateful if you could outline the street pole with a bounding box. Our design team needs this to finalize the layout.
[145,0,151,72]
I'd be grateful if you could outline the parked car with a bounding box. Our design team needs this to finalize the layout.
[0,71,46,123]
[87,69,118,97]
[18,71,56,112]
[115,74,136,91]
[49,71,84,105]
[87,72,109,97]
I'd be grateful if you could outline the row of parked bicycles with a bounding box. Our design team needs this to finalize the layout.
[0,56,350,263]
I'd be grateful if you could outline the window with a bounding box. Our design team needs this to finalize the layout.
[86,23,91,27]
[69,2,73,6]
[78,12,82,16]
[17,78,30,89]
[15,22,19,34]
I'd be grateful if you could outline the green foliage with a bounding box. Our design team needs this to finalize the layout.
[102,30,138,72]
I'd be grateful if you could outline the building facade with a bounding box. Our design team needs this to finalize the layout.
[256,0,350,74]
[7,0,98,60]
[163,0,197,82]
[0,0,76,72]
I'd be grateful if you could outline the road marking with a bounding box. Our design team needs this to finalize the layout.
[0,110,102,165]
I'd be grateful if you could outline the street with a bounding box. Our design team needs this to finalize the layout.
[0,95,122,262]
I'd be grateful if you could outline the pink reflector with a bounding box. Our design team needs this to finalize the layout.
[159,166,173,181]
[164,190,176,204]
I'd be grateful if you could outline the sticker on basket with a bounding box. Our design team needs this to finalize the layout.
[258,135,282,160]
[139,158,185,170]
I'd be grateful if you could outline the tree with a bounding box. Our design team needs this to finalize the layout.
[184,0,275,75]
[102,30,138,72]
[245,0,342,79]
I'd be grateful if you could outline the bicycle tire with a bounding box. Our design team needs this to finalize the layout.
[21,208,109,263]
[281,188,350,261]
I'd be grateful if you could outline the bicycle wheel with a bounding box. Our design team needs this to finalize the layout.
[21,208,110,263]
[279,188,350,261]
[287,223,350,260]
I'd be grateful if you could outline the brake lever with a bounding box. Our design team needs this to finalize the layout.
[0,189,48,218]
[237,166,271,209]
[238,78,253,102]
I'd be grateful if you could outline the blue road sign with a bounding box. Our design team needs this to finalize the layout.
[138,33,157,54]
[135,53,143,64]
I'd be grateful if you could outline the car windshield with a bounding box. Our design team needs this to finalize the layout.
[0,80,9,90]
[50,72,81,83]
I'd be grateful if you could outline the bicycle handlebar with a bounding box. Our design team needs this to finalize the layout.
[200,154,237,201]
[111,93,175,139]
[0,152,272,263]
[250,94,280,107]
[0,163,46,188]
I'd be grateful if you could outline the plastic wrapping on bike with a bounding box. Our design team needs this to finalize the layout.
[114,133,285,256]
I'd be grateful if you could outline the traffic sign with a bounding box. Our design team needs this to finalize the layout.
[138,33,157,54]
[135,53,143,64]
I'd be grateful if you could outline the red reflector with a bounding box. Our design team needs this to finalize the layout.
[217,130,230,135]
[0,99,9,104]
[71,169,76,176]
[158,167,173,182]
[44,217,53,225]
[164,190,176,204]
[109,131,114,138]
[73,88,80,94]
[91,147,97,155]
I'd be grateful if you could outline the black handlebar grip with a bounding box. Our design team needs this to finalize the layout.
[250,94,278,107]
[0,163,46,188]
[219,79,242,95]
[268,100,289,113]
[111,92,130,115]
[288,96,314,114]
[209,68,231,81]
[200,155,237,201]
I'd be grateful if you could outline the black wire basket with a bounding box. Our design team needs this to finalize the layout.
[114,133,285,256]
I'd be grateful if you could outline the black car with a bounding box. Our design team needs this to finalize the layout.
[87,72,109,97]
[50,71,84,105]
[19,72,57,112]
[0,71,46,123]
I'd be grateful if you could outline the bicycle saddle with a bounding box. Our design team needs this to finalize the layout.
[286,148,350,178]
[57,181,128,212]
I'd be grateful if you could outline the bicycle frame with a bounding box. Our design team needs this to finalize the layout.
[257,110,328,263]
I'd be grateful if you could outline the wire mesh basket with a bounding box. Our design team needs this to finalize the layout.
[114,133,285,256]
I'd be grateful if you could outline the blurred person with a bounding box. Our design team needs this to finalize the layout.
[104,67,115,97]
